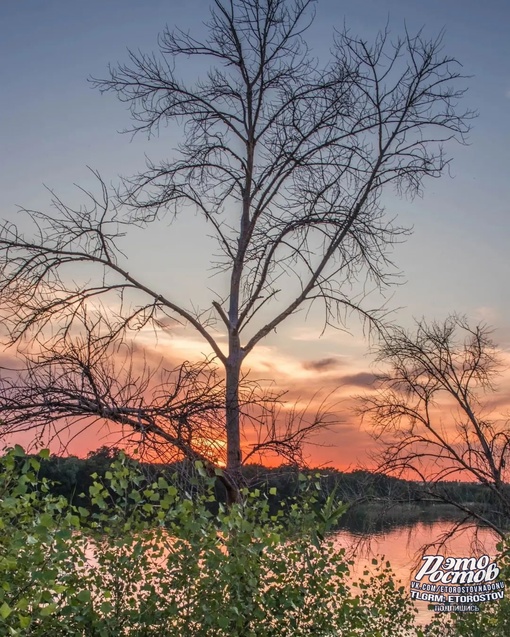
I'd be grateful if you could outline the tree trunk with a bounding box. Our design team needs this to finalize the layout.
[225,344,243,504]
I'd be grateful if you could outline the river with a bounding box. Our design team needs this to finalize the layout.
[334,519,501,625]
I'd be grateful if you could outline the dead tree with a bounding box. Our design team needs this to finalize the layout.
[0,0,472,500]
[0,312,329,501]
[360,316,510,536]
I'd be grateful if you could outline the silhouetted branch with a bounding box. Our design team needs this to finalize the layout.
[360,315,510,536]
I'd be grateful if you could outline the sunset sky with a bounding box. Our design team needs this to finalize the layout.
[1,0,510,469]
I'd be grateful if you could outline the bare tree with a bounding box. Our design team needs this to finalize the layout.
[0,0,471,500]
[360,316,510,536]
[0,319,227,465]
[0,311,330,499]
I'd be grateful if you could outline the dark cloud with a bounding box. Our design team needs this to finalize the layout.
[338,372,377,389]
[303,357,343,372]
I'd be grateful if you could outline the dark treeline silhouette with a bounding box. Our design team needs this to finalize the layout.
[25,446,507,534]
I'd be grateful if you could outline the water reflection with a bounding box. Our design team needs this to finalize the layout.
[334,519,500,625]
[338,503,471,536]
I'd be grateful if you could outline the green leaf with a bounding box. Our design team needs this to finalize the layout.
[18,614,31,629]
[16,599,29,611]
[76,590,91,603]
[195,461,206,477]
[0,602,11,619]
[218,615,229,629]
[39,513,54,528]
[40,603,58,617]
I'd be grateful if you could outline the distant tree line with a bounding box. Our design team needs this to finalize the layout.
[26,447,506,531]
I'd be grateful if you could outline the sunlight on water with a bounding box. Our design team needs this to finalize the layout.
[334,521,500,625]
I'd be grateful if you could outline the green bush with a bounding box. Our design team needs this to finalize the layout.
[0,447,424,636]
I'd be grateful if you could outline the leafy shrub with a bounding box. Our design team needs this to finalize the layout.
[0,447,423,636]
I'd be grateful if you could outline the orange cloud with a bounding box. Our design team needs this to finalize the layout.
[2,320,510,479]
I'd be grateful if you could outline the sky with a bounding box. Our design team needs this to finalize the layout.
[1,0,510,469]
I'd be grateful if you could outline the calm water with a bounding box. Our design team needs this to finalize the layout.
[334,521,500,625]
